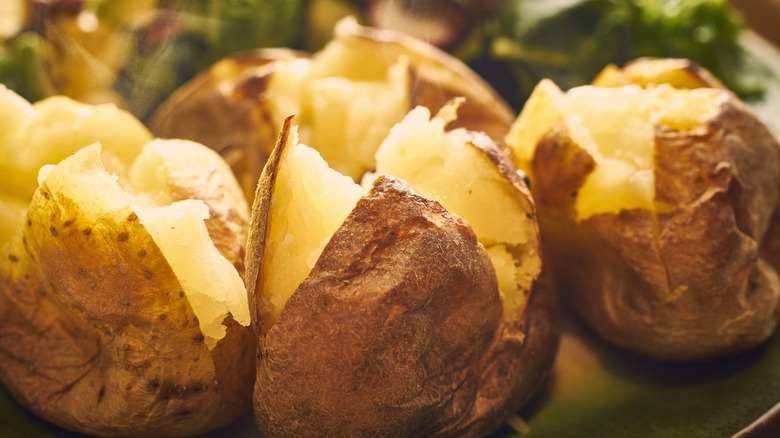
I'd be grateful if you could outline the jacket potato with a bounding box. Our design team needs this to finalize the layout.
[148,17,516,200]
[244,103,558,437]
[505,74,780,361]
[0,86,255,436]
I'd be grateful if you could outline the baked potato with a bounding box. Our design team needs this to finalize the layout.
[505,77,780,361]
[148,17,516,199]
[591,57,728,91]
[0,86,255,436]
[244,102,558,437]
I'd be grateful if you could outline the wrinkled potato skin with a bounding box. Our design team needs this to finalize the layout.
[530,94,780,361]
[250,176,557,438]
[245,120,557,437]
[0,176,255,436]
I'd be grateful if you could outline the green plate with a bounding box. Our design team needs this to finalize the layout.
[2,31,780,438]
[512,317,780,438]
[4,315,779,438]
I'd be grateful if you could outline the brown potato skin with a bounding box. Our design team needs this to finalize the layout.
[249,175,557,438]
[162,143,252,275]
[149,22,516,198]
[245,119,557,437]
[0,174,255,436]
[530,92,780,361]
[148,49,305,201]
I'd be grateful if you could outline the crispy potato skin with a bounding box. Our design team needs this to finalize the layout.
[0,176,254,436]
[530,93,780,361]
[149,49,304,200]
[244,117,292,338]
[248,175,557,437]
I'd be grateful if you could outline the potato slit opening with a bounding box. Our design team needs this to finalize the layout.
[509,82,721,220]
[261,127,364,327]
[375,102,539,323]
[265,47,411,182]
[38,142,249,349]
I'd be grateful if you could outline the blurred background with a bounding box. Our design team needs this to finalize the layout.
[0,0,775,120]
[733,0,780,47]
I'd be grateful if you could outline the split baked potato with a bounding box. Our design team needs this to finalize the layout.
[148,17,516,199]
[244,102,558,437]
[0,86,255,436]
[505,71,780,361]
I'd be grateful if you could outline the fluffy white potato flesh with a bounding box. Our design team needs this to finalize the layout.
[261,127,364,326]
[375,103,540,323]
[264,38,410,181]
[0,87,151,247]
[36,143,250,348]
[134,200,248,347]
[504,79,568,171]
[506,81,722,219]
[0,89,152,201]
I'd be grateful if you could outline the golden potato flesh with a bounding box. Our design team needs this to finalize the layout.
[0,88,254,436]
[509,81,726,219]
[506,79,780,361]
[374,101,540,325]
[258,127,364,329]
[264,48,410,181]
[149,18,515,197]
[244,115,557,437]
[592,58,727,90]
[0,87,152,201]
